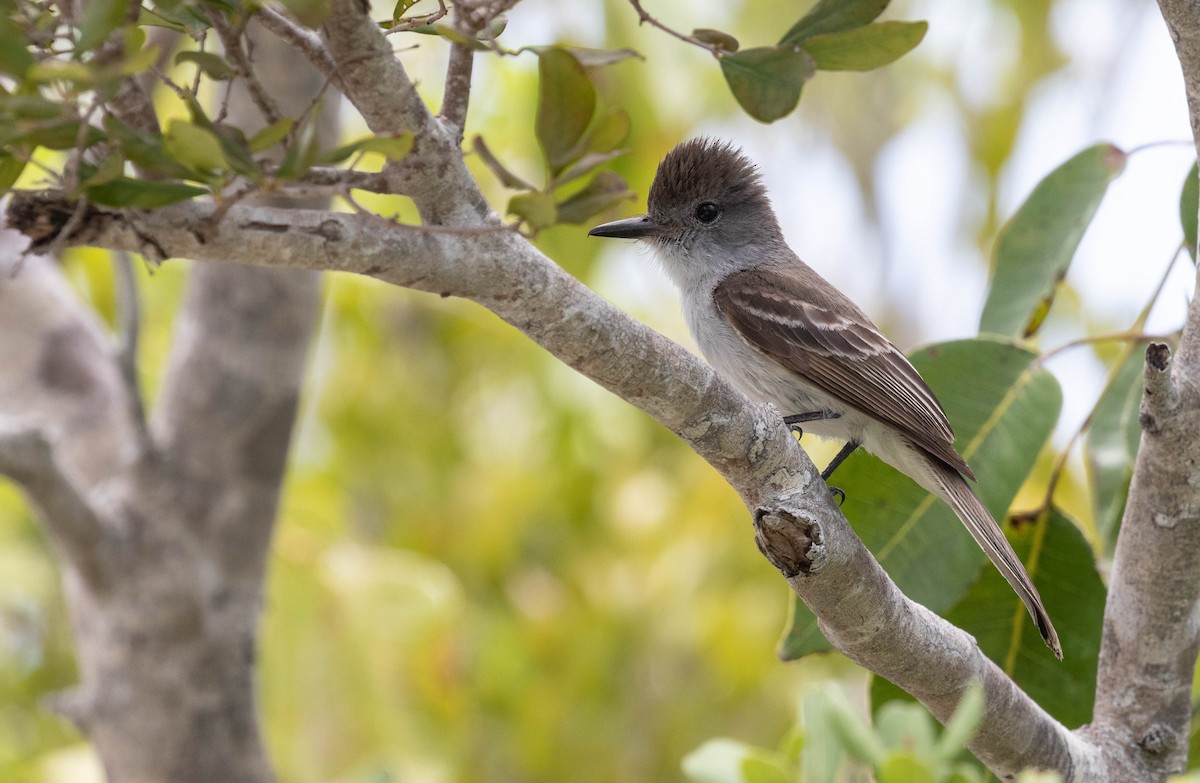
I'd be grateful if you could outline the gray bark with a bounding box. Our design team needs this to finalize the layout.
[3,0,1200,780]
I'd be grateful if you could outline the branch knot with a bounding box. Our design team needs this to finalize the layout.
[752,506,822,578]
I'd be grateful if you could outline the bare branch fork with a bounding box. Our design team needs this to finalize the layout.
[4,0,1200,779]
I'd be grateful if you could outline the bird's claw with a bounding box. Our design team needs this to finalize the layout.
[828,486,846,506]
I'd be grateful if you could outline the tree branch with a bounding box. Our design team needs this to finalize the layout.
[3,190,1101,779]
[1083,4,1200,779]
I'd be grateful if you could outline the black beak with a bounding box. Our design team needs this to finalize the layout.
[588,215,663,239]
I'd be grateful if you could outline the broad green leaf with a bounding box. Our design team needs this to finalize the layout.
[694,28,740,52]
[801,689,843,783]
[519,45,642,69]
[943,508,1102,726]
[869,511,1103,727]
[1180,162,1197,260]
[86,177,207,208]
[933,682,983,761]
[212,124,259,177]
[586,109,630,155]
[781,0,889,45]
[877,753,936,783]
[0,94,62,120]
[77,0,125,52]
[26,59,95,85]
[1,120,104,150]
[536,48,596,172]
[740,755,791,783]
[248,117,294,153]
[823,687,886,766]
[1084,345,1146,551]
[0,16,33,76]
[873,701,935,755]
[104,114,193,178]
[78,152,124,187]
[802,21,927,71]
[508,190,557,230]
[779,338,1061,659]
[554,150,625,187]
[276,114,319,179]
[472,135,535,190]
[980,144,1126,338]
[319,132,414,164]
[720,46,814,124]
[174,51,237,80]
[137,6,186,32]
[0,154,26,191]
[164,119,228,174]
[556,171,634,224]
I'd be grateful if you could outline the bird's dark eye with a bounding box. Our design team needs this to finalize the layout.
[694,202,720,223]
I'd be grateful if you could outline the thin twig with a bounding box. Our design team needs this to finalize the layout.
[209,7,283,126]
[624,0,724,56]
[1037,330,1170,365]
[384,0,448,35]
[113,251,153,455]
[440,41,474,134]
[254,5,346,92]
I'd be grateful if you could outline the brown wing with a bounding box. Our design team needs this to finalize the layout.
[713,265,974,480]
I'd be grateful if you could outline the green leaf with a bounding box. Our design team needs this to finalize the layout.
[933,682,984,761]
[163,118,229,173]
[276,114,319,179]
[554,150,625,187]
[1,120,104,150]
[943,508,1103,726]
[319,132,414,164]
[0,154,26,191]
[801,689,843,783]
[586,109,630,155]
[781,0,889,45]
[78,151,125,187]
[104,114,194,178]
[802,21,927,71]
[519,45,642,69]
[557,171,634,224]
[740,755,791,783]
[980,143,1127,338]
[508,190,557,230]
[693,28,739,52]
[1084,345,1146,551]
[472,135,535,190]
[779,338,1061,659]
[720,46,814,124]
[823,687,886,766]
[212,124,259,178]
[77,0,126,52]
[174,51,237,80]
[1180,162,1197,260]
[26,59,95,85]
[535,48,596,172]
[877,752,936,783]
[248,117,294,153]
[0,15,34,77]
[86,177,207,208]
[873,701,935,755]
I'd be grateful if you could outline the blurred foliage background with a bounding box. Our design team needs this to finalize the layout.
[0,0,1194,780]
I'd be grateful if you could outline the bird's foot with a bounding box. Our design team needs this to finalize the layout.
[828,486,846,506]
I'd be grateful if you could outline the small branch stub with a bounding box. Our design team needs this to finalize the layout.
[753,507,822,578]
[1140,341,1176,433]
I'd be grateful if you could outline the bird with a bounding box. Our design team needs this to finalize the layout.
[588,138,1061,659]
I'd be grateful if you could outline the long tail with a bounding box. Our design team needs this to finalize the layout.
[926,459,1062,659]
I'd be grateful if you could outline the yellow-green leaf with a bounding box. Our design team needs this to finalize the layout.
[77,0,125,52]
[175,51,237,80]
[163,118,229,173]
[693,28,739,52]
[508,190,557,230]
[248,117,294,153]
